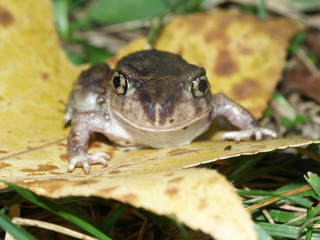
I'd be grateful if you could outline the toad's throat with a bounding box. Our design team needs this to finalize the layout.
[112,109,211,132]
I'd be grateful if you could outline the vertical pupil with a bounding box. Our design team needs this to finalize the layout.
[198,79,207,93]
[113,76,121,89]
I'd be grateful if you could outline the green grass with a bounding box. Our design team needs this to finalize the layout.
[3,171,320,239]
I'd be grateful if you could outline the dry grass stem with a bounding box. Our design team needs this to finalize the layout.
[247,184,312,212]
[297,147,320,163]
[262,209,275,223]
[12,217,98,240]
[296,48,320,76]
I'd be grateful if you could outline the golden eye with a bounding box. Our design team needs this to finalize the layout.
[191,76,209,98]
[112,72,129,95]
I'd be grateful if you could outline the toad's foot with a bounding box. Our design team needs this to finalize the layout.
[221,127,277,142]
[68,152,110,174]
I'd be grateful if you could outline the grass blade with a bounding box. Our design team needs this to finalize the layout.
[3,181,112,240]
[258,222,320,239]
[306,207,315,240]
[0,193,22,214]
[254,224,273,240]
[257,0,268,19]
[103,204,129,233]
[239,188,313,208]
[0,211,36,240]
[52,0,70,42]
[227,154,265,184]
[305,173,320,198]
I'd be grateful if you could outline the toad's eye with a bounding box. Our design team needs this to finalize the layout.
[112,72,129,95]
[191,76,209,98]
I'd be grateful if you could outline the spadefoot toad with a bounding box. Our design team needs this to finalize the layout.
[64,50,276,174]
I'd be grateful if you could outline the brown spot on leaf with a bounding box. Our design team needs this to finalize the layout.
[0,150,8,154]
[254,145,268,150]
[115,164,131,169]
[57,143,67,147]
[25,179,69,194]
[0,162,11,168]
[232,79,261,99]
[168,148,199,157]
[168,148,188,156]
[0,96,4,101]
[22,164,59,173]
[51,171,64,175]
[198,198,209,210]
[60,154,68,161]
[27,172,45,176]
[205,30,226,43]
[208,176,220,185]
[190,14,205,33]
[164,173,175,177]
[122,193,138,202]
[214,50,238,76]
[239,46,253,55]
[177,46,184,56]
[37,164,59,171]
[101,186,118,194]
[40,72,49,81]
[0,6,14,27]
[168,177,184,183]
[22,167,34,173]
[89,142,102,148]
[74,179,99,186]
[109,170,121,174]
[165,187,179,196]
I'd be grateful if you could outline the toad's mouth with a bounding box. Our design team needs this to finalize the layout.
[112,109,211,132]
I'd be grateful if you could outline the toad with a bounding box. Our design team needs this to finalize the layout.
[64,50,276,174]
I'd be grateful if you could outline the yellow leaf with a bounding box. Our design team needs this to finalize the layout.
[108,10,303,118]
[19,168,257,240]
[0,0,83,156]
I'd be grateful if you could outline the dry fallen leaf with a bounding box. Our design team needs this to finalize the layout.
[108,10,303,118]
[0,1,318,240]
[307,31,320,57]
[1,138,318,179]
[18,168,258,240]
[0,0,83,156]
[282,57,320,103]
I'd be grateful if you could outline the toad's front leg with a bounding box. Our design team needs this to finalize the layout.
[211,93,277,141]
[67,111,110,174]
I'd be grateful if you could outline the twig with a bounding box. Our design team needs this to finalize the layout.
[296,48,319,76]
[262,209,274,223]
[99,19,149,33]
[296,215,320,240]
[137,218,149,240]
[12,217,98,240]
[279,205,307,213]
[246,184,312,212]
[285,213,306,225]
[297,147,320,163]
